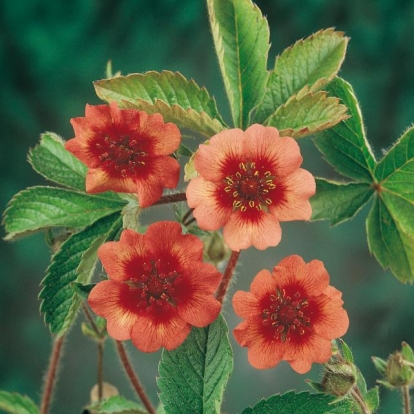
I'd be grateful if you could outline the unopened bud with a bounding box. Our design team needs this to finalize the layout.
[321,362,356,397]
[373,342,414,388]
[203,231,231,265]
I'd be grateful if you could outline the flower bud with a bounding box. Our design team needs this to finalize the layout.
[373,342,414,388]
[321,362,356,397]
[203,231,231,265]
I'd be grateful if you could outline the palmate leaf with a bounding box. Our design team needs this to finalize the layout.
[94,71,226,137]
[310,80,414,283]
[366,127,414,283]
[158,314,233,414]
[28,132,87,191]
[40,214,122,335]
[375,126,414,236]
[313,77,376,182]
[2,186,126,240]
[207,0,270,128]
[267,89,348,138]
[253,29,348,124]
[0,392,39,414]
[241,391,353,414]
[311,178,374,225]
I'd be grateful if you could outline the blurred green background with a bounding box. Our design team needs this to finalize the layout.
[1,0,414,412]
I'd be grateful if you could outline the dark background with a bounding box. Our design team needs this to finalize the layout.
[1,0,414,412]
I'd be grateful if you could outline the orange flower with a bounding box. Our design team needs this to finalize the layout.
[233,255,349,373]
[66,102,181,207]
[88,222,222,352]
[186,125,315,251]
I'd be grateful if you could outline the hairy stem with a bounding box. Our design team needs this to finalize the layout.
[40,336,65,414]
[350,387,371,414]
[215,250,241,304]
[115,341,156,414]
[153,192,187,206]
[403,385,411,414]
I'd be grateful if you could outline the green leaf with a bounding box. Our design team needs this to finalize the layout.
[0,391,39,414]
[157,314,233,414]
[241,391,353,414]
[313,77,376,182]
[71,282,96,299]
[375,127,414,236]
[366,197,414,283]
[364,127,414,283]
[3,186,125,240]
[207,0,270,128]
[94,71,226,137]
[266,89,348,138]
[28,132,87,191]
[310,178,374,225]
[85,395,146,414]
[40,214,122,335]
[122,99,225,137]
[375,126,414,183]
[364,388,380,413]
[177,143,193,158]
[253,29,348,124]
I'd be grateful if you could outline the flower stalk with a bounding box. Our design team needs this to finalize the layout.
[215,250,241,303]
[350,387,371,414]
[115,341,156,414]
[153,192,187,206]
[40,335,65,414]
[403,385,411,414]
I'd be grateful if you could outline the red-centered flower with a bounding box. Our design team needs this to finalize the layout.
[88,221,222,352]
[186,125,316,251]
[65,102,181,207]
[233,255,349,373]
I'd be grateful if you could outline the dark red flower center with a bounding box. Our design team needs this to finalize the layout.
[262,288,311,342]
[223,161,276,212]
[95,134,146,177]
[126,259,182,308]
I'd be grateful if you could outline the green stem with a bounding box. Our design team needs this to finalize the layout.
[115,341,156,414]
[40,336,65,414]
[215,250,241,304]
[403,385,411,414]
[83,304,104,401]
[153,192,187,206]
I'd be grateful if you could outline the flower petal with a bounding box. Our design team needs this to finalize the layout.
[194,129,245,181]
[86,168,137,193]
[312,287,349,339]
[223,212,282,251]
[178,294,221,327]
[272,256,329,297]
[234,318,285,370]
[187,177,232,230]
[130,306,191,352]
[232,291,261,318]
[244,125,303,178]
[98,230,147,282]
[135,156,180,207]
[88,280,139,341]
[286,334,333,374]
[270,168,316,221]
[145,221,204,264]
